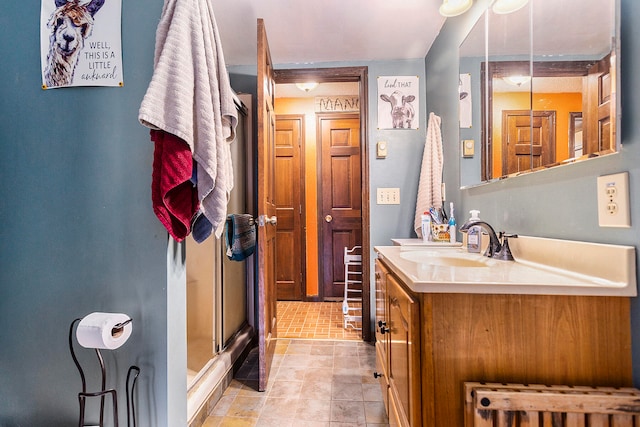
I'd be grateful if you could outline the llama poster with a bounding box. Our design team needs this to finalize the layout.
[377,76,419,130]
[40,0,123,89]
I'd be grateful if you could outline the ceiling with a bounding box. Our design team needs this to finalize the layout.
[210,0,446,67]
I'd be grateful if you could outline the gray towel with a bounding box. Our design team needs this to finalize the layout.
[225,214,256,262]
[139,0,238,238]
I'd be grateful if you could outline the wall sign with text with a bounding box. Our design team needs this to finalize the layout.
[40,0,123,89]
[377,76,419,130]
[315,96,360,113]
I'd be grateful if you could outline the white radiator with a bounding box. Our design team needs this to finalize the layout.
[464,382,640,427]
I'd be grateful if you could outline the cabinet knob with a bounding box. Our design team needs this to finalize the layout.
[373,372,383,379]
[377,320,389,334]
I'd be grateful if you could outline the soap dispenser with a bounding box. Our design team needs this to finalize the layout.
[466,210,481,253]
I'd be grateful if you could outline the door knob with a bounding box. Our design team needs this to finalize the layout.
[258,215,278,226]
[265,216,277,225]
[325,215,333,223]
[373,372,383,379]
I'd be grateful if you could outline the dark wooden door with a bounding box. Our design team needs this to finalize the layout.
[256,18,277,392]
[319,113,361,300]
[275,115,304,301]
[502,110,556,175]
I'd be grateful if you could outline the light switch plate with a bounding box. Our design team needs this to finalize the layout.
[597,172,631,227]
[377,188,400,204]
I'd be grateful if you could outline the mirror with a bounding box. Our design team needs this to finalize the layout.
[459,0,619,187]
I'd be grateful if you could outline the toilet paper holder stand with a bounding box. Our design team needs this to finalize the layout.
[69,318,140,427]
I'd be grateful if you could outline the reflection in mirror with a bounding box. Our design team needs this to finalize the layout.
[459,0,618,187]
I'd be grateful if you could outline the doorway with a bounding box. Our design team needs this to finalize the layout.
[273,67,371,342]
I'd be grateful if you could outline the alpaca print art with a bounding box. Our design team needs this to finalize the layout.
[41,0,122,89]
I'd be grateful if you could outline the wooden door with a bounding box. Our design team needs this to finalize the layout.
[318,113,362,300]
[502,110,556,175]
[256,18,277,392]
[584,53,615,154]
[275,115,304,301]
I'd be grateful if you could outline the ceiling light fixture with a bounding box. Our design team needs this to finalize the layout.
[439,0,473,17]
[502,75,531,87]
[492,0,529,14]
[295,82,319,92]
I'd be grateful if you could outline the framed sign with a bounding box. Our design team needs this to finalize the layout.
[40,0,123,89]
[377,76,419,130]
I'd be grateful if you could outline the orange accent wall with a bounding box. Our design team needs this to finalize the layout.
[275,98,319,297]
[492,92,582,178]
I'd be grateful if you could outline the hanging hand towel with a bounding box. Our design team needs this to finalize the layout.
[151,130,198,242]
[139,0,237,239]
[224,214,256,261]
[414,112,444,237]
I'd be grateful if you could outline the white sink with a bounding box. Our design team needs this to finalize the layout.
[400,250,489,268]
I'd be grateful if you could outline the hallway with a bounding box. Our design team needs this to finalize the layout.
[203,303,387,426]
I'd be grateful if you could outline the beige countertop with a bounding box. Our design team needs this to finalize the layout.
[375,237,637,296]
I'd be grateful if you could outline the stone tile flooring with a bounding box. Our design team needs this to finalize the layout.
[203,339,388,427]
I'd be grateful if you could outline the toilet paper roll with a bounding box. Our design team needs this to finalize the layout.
[76,312,133,350]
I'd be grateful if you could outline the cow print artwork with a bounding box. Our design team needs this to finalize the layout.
[380,90,416,129]
[377,76,419,129]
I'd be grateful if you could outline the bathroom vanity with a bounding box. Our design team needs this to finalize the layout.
[374,237,636,426]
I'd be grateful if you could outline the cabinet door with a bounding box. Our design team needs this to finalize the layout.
[374,259,391,414]
[375,260,389,354]
[375,341,389,413]
[388,389,403,427]
[387,274,421,427]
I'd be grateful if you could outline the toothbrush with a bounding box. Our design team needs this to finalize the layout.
[429,207,441,224]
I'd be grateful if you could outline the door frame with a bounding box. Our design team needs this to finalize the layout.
[274,66,371,342]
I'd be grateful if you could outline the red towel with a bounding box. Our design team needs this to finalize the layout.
[150,130,198,242]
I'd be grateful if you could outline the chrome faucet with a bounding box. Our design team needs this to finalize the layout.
[459,220,517,260]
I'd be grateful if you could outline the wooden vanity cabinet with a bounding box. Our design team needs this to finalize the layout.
[374,258,633,427]
[375,259,422,427]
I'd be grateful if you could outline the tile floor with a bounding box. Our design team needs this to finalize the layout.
[203,302,387,427]
[277,301,362,340]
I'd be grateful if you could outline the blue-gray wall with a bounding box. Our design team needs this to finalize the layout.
[426,0,640,385]
[0,1,186,426]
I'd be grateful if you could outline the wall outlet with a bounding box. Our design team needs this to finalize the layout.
[377,188,400,205]
[597,172,631,227]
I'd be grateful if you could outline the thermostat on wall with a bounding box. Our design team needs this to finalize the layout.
[377,141,388,158]
[462,140,474,157]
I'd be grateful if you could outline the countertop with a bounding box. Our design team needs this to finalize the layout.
[374,242,637,297]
